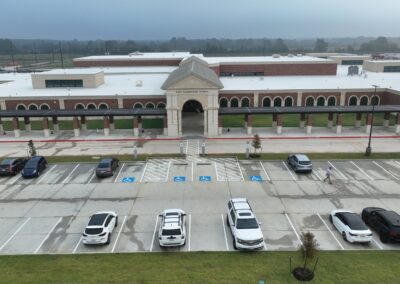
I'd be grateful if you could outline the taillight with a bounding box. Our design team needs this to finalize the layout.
[389,231,397,237]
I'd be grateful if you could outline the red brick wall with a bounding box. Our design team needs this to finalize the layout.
[5,100,60,110]
[63,99,118,110]
[259,93,297,107]
[218,93,254,106]
[74,59,182,67]
[302,92,340,106]
[379,92,400,105]
[122,98,166,108]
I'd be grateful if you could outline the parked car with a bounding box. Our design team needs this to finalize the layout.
[95,158,119,178]
[287,154,313,173]
[21,156,47,178]
[0,157,27,176]
[158,209,186,247]
[82,211,118,245]
[362,207,400,243]
[330,209,372,243]
[227,198,264,250]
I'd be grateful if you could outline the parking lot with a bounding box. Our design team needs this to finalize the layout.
[0,158,399,255]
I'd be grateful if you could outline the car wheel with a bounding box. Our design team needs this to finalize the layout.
[115,216,118,227]
[106,234,111,245]
[342,232,348,242]
[37,171,41,177]
[232,239,238,250]
[329,215,333,223]
[226,215,229,226]
[380,234,389,244]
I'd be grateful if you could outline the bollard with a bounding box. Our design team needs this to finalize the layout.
[133,145,137,159]
[201,141,205,156]
[246,141,250,159]
[180,142,184,156]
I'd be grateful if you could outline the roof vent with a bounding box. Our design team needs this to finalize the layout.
[272,54,280,58]
[288,54,294,58]
[296,54,302,57]
[129,51,143,57]
[259,77,264,80]
[136,80,143,87]
[347,65,359,76]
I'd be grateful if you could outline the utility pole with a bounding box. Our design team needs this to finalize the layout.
[365,85,378,156]
[59,41,64,69]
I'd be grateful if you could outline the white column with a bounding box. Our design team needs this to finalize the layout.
[117,98,124,109]
[204,109,208,136]
[254,92,259,107]
[58,99,65,110]
[339,91,346,106]
[296,92,303,106]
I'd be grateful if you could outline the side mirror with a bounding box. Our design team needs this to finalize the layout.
[182,213,187,217]
[258,222,262,226]
[158,214,163,217]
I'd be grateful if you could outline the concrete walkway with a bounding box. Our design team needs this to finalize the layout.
[0,126,399,157]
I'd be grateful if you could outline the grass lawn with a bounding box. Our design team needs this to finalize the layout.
[0,251,398,283]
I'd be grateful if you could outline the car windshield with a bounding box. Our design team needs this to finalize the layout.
[88,214,108,226]
[162,229,181,236]
[236,218,259,229]
[343,213,368,230]
[97,163,110,169]
[24,160,37,169]
[84,228,103,235]
[1,159,13,165]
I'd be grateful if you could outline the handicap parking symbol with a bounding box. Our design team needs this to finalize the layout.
[199,176,212,182]
[121,177,136,183]
[174,176,186,182]
[250,175,263,182]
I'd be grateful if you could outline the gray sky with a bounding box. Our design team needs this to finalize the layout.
[1,0,399,40]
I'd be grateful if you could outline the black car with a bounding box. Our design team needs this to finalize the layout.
[95,158,119,178]
[21,156,48,178]
[362,207,400,243]
[0,158,27,176]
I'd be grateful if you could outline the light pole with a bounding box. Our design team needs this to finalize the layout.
[365,85,378,156]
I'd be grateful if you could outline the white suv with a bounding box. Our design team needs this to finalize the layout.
[227,198,264,250]
[82,211,118,245]
[158,209,186,247]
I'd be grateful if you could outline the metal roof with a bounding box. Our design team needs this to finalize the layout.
[219,105,400,115]
[0,108,167,118]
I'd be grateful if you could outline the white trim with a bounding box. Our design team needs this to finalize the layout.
[98,102,109,109]
[283,96,293,107]
[28,103,39,110]
[370,95,380,106]
[219,97,228,108]
[86,103,97,110]
[316,95,326,107]
[359,95,369,106]
[145,102,155,108]
[327,95,337,106]
[74,103,85,110]
[272,96,283,107]
[39,103,51,110]
[348,95,359,106]
[262,96,272,107]
[229,97,239,108]
[16,103,27,110]
[156,102,166,108]
[133,102,144,109]
[240,96,251,107]
[305,96,315,107]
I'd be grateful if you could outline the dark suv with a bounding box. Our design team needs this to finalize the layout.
[21,156,48,178]
[95,158,119,178]
[362,207,400,243]
[0,158,27,176]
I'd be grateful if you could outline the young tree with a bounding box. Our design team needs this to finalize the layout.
[252,134,261,156]
[301,231,319,260]
[28,140,37,157]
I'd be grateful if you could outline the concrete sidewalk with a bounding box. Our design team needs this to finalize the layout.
[0,127,399,157]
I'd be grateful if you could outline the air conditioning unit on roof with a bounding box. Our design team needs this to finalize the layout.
[272,54,280,58]
[136,80,143,87]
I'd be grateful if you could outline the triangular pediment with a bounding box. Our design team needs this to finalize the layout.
[164,74,219,90]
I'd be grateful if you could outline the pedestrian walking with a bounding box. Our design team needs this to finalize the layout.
[323,166,333,184]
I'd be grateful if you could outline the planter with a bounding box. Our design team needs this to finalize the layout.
[292,267,314,281]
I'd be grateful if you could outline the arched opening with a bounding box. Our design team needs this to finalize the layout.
[305,97,315,106]
[284,97,293,107]
[16,104,27,110]
[241,97,250,107]
[349,96,358,106]
[87,103,97,110]
[273,97,282,107]
[28,104,38,110]
[145,102,155,109]
[181,99,204,135]
[133,103,143,109]
[40,104,50,110]
[317,97,325,106]
[327,96,336,106]
[262,97,271,107]
[371,96,379,106]
[157,102,166,109]
[98,103,109,109]
[75,103,85,110]
[360,96,369,106]
[230,98,239,108]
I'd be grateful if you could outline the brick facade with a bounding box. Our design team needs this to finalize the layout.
[5,99,60,110]
[122,98,166,108]
[74,59,181,67]
[64,99,119,110]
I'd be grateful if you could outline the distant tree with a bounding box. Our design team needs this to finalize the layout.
[360,37,398,53]
[0,38,16,54]
[271,38,288,53]
[313,39,328,52]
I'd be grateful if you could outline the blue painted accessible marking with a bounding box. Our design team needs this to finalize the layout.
[174,176,186,182]
[199,176,212,182]
[250,175,263,182]
[121,177,136,183]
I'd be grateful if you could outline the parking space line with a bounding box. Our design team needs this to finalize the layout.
[6,174,22,185]
[236,159,245,181]
[113,163,125,183]
[165,161,171,182]
[327,161,348,180]
[350,161,374,181]
[312,170,322,181]
[62,164,80,184]
[185,140,189,155]
[0,218,31,251]
[317,213,344,250]
[111,216,127,253]
[139,162,148,183]
[150,215,159,252]
[87,172,96,184]
[191,162,194,182]
[372,238,383,250]
[284,213,302,246]
[259,161,271,181]
[221,214,229,251]
[37,165,57,183]
[188,214,191,251]
[34,217,62,254]
[373,161,399,180]
[282,162,297,181]
[214,162,221,181]
[72,237,82,254]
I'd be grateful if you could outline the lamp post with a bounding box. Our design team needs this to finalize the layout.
[365,85,378,156]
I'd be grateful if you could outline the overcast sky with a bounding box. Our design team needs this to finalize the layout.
[1,0,399,40]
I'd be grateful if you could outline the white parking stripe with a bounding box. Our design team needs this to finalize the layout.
[111,216,127,253]
[62,164,80,184]
[140,162,148,182]
[87,172,96,184]
[185,140,189,155]
[188,214,191,251]
[214,162,221,181]
[350,161,374,181]
[259,161,271,181]
[150,215,159,252]
[312,170,322,181]
[191,162,194,182]
[236,159,245,181]
[113,163,125,183]
[6,174,22,185]
[72,237,82,254]
[317,213,344,250]
[284,213,302,246]
[328,161,348,180]
[372,238,383,250]
[34,217,62,254]
[165,161,171,182]
[373,161,399,180]
[282,161,297,181]
[37,165,57,183]
[221,214,229,251]
[0,218,31,251]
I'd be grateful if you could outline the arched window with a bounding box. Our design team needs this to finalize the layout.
[16,104,27,110]
[327,96,336,106]
[98,103,109,109]
[145,102,155,108]
[305,97,314,106]
[87,103,97,110]
[40,104,50,110]
[28,104,38,110]
[262,97,271,107]
[371,96,379,106]
[317,97,325,106]
[273,97,282,107]
[133,103,143,109]
[284,97,293,107]
[157,102,166,109]
[230,98,239,108]
[360,96,369,106]
[348,96,358,106]
[241,97,250,107]
[75,103,85,110]
[219,98,228,107]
